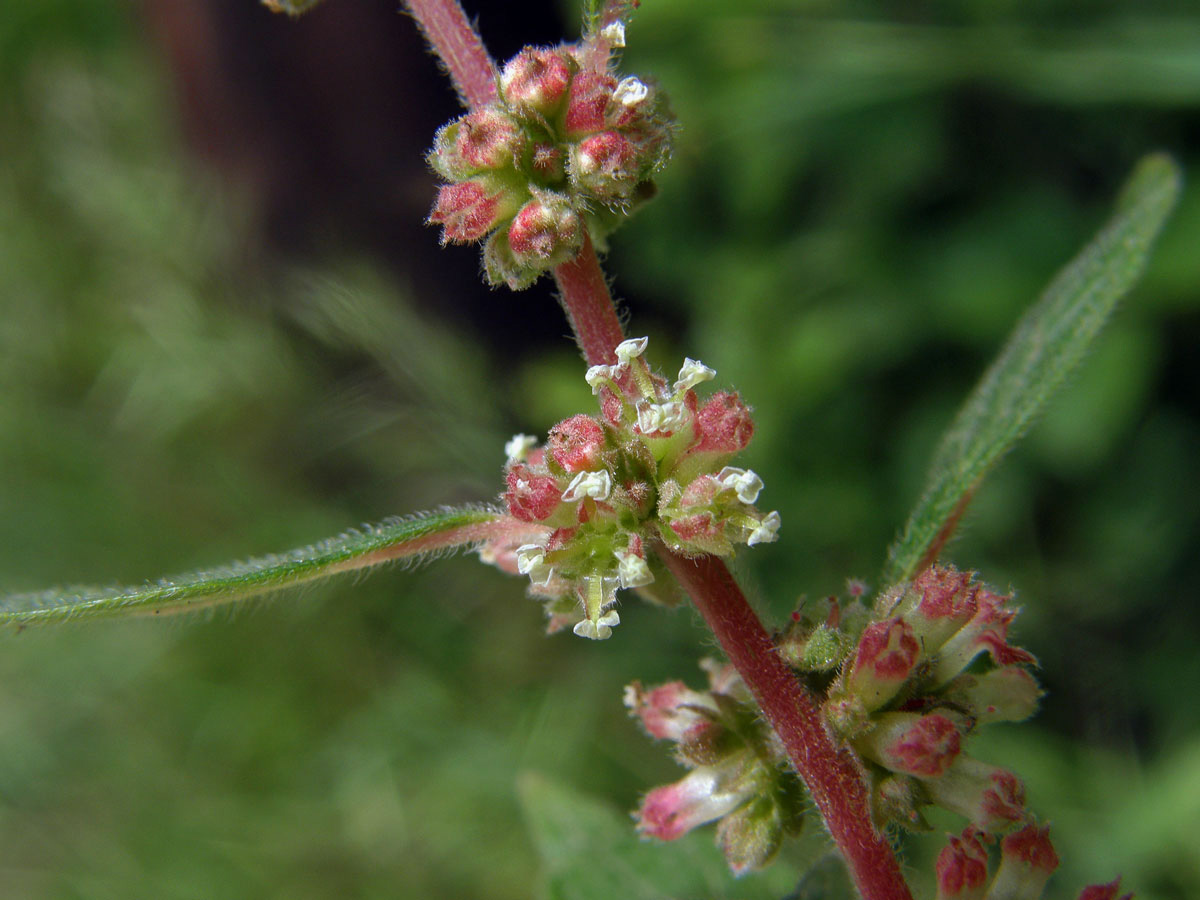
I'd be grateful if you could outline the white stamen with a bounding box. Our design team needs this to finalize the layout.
[636,400,686,436]
[504,433,538,462]
[600,21,626,49]
[747,511,781,547]
[673,358,716,394]
[615,550,654,589]
[574,608,621,640]
[717,466,764,505]
[585,363,618,394]
[615,336,649,364]
[515,543,554,585]
[613,76,648,107]
[561,469,612,503]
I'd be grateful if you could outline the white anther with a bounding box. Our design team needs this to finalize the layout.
[504,433,538,463]
[585,364,618,394]
[600,21,626,49]
[717,467,764,504]
[561,469,612,503]
[515,543,554,586]
[613,76,649,107]
[573,608,621,640]
[615,550,654,589]
[673,358,716,393]
[636,400,686,436]
[615,336,649,364]
[747,511,781,547]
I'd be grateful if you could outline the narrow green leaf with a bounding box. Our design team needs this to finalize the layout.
[261,0,326,17]
[883,153,1181,586]
[0,507,506,629]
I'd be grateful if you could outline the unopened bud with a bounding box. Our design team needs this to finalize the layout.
[428,179,518,244]
[943,667,1043,725]
[1077,879,1131,900]
[571,130,640,200]
[857,712,963,778]
[624,680,720,742]
[506,193,584,268]
[990,823,1060,900]
[636,761,754,842]
[873,773,927,830]
[505,463,562,522]
[716,794,785,875]
[935,827,990,900]
[564,71,617,138]
[846,617,921,710]
[693,392,755,454]
[924,756,1026,833]
[547,414,607,473]
[933,590,1037,685]
[499,46,573,115]
[454,108,521,170]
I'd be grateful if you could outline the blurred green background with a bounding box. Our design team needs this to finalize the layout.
[1,1,1197,897]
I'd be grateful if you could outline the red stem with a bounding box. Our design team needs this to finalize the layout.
[404,0,498,109]
[657,549,914,900]
[553,233,626,366]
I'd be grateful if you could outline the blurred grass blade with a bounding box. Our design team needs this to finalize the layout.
[883,153,1182,586]
[0,507,519,629]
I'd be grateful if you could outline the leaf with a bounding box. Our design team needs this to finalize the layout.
[261,0,326,17]
[882,153,1182,586]
[0,507,515,629]
[517,773,798,900]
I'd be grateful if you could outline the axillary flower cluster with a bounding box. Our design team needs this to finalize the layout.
[426,23,674,288]
[480,336,779,639]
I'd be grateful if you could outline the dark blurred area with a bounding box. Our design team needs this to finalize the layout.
[0,1,1197,897]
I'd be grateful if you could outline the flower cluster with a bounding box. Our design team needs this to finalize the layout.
[807,566,1043,837]
[427,21,674,288]
[482,336,778,639]
[625,660,806,874]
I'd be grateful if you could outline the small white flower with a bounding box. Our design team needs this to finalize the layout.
[504,433,538,462]
[615,336,649,364]
[561,469,612,503]
[574,608,621,640]
[673,358,716,394]
[747,511,781,547]
[636,400,686,436]
[615,549,654,589]
[717,466,764,504]
[585,363,618,394]
[515,543,554,585]
[600,21,626,48]
[613,76,648,107]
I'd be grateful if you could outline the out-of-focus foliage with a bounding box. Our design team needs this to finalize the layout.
[0,1,1196,899]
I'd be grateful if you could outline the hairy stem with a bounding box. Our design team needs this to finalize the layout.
[404,0,497,109]
[553,232,626,366]
[657,548,914,900]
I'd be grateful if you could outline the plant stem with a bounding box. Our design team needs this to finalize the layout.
[404,4,913,897]
[656,548,915,900]
[404,0,497,109]
[553,232,626,366]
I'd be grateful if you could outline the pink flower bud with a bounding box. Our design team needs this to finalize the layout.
[935,827,990,900]
[1077,879,1131,900]
[858,712,962,778]
[990,823,1060,900]
[504,463,562,522]
[847,617,921,710]
[547,414,606,474]
[903,566,980,651]
[933,590,1037,685]
[564,71,617,138]
[454,108,521,170]
[624,680,720,742]
[499,46,573,114]
[636,763,753,841]
[506,194,583,267]
[925,756,1026,833]
[428,179,515,244]
[570,130,640,199]
[693,392,755,454]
